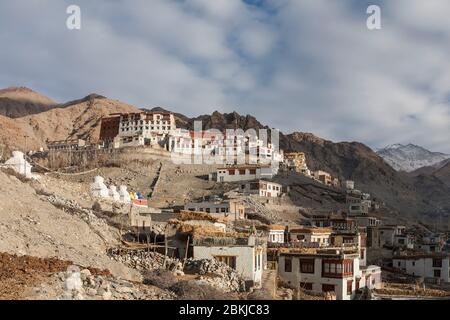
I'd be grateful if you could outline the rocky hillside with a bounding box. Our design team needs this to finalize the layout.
[410,159,450,187]
[0,169,139,281]
[0,87,57,118]
[377,143,450,172]
[283,132,445,219]
[164,110,449,220]
[0,94,139,150]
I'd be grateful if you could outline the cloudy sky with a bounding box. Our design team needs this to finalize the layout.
[0,0,449,153]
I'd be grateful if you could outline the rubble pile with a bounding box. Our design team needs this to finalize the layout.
[53,267,175,300]
[45,194,109,229]
[184,259,246,293]
[106,248,183,274]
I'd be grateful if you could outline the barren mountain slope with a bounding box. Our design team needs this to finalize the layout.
[0,94,139,150]
[410,159,450,187]
[0,87,56,118]
[0,170,140,281]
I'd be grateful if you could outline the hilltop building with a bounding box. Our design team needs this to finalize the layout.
[393,253,450,283]
[288,227,332,247]
[99,111,176,148]
[239,180,283,198]
[184,199,246,221]
[209,165,278,183]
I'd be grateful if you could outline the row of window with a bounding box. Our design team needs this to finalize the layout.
[226,169,257,175]
[121,126,171,131]
[214,256,236,269]
[187,207,229,214]
[284,258,354,277]
[121,119,172,125]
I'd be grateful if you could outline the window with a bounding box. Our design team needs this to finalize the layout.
[322,284,335,293]
[239,169,246,175]
[347,280,353,295]
[300,282,313,291]
[284,258,292,272]
[229,170,236,176]
[250,169,256,175]
[433,258,442,268]
[323,260,353,278]
[299,259,315,274]
[434,269,441,278]
[214,256,236,270]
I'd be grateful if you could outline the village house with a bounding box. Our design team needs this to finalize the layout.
[348,201,371,216]
[416,233,446,253]
[239,180,283,198]
[184,199,246,221]
[284,152,311,176]
[346,189,362,205]
[278,248,381,300]
[330,231,367,267]
[354,215,381,228]
[377,225,406,247]
[266,225,286,244]
[394,233,415,249]
[209,165,278,183]
[313,170,332,186]
[288,227,332,247]
[330,217,358,232]
[345,180,355,190]
[192,234,267,288]
[392,253,450,283]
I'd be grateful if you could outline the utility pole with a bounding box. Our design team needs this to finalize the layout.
[24,134,29,175]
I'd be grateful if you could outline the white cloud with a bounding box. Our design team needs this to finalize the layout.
[0,0,449,152]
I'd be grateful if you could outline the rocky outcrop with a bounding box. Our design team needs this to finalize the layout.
[52,267,175,300]
[107,249,183,274]
[184,258,246,293]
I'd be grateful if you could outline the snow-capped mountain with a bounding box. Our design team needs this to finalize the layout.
[377,143,450,172]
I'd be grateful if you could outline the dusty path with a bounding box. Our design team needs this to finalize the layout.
[247,269,278,300]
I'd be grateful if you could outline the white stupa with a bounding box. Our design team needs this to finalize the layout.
[108,185,120,201]
[5,151,32,178]
[118,185,131,203]
[90,176,109,198]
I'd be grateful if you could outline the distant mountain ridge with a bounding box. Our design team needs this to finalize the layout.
[0,87,57,118]
[377,143,450,172]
